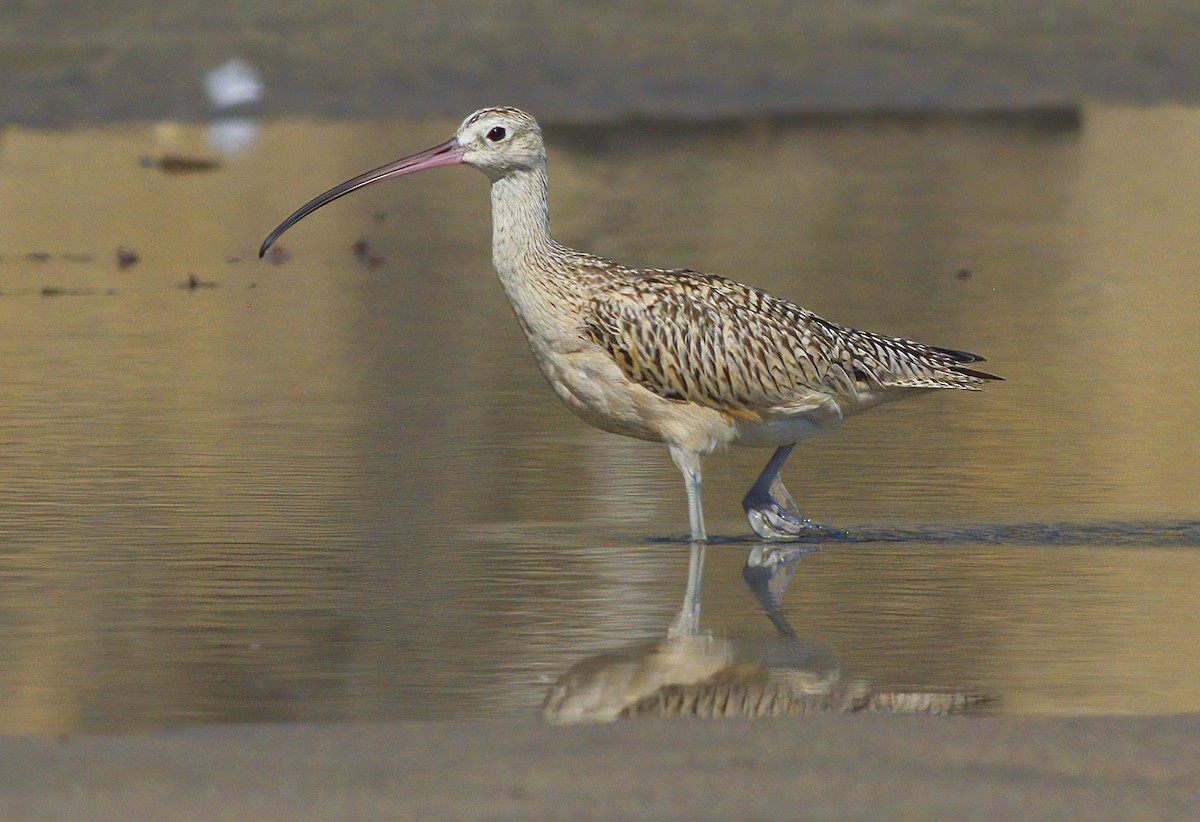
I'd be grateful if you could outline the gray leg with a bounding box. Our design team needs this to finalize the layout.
[668,444,707,542]
[742,444,832,539]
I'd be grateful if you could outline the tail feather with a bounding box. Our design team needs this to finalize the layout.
[951,365,1004,382]
[933,346,987,364]
[931,346,1003,383]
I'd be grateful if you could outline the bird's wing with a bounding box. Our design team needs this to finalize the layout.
[584,270,999,411]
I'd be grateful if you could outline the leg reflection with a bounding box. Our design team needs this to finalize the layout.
[668,540,706,639]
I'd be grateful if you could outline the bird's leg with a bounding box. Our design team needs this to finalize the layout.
[668,445,707,542]
[742,444,834,539]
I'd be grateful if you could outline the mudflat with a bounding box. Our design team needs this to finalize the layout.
[4,715,1199,820]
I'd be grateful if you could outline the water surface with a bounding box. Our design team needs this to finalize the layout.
[1,105,1198,731]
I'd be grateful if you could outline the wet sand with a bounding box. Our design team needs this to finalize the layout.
[5,715,1199,820]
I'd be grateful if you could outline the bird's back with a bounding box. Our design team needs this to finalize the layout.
[580,265,999,416]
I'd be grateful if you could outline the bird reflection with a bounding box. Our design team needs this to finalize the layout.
[543,543,992,723]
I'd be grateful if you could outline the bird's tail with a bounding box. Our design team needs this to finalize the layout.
[932,346,1004,383]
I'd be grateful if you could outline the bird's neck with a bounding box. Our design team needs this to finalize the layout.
[488,165,584,341]
[489,164,555,273]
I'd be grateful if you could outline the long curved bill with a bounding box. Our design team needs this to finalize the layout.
[259,137,465,258]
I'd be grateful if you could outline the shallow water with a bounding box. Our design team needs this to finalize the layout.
[1,105,1198,732]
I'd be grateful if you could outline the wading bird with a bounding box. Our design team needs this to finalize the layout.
[260,107,999,543]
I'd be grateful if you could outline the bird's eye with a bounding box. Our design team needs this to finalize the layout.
[486,126,507,142]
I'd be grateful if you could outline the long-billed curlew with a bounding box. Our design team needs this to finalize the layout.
[260,107,1000,543]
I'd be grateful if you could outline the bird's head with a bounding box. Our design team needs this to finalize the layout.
[456,107,546,180]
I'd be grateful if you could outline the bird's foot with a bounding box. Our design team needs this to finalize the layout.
[744,495,840,540]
